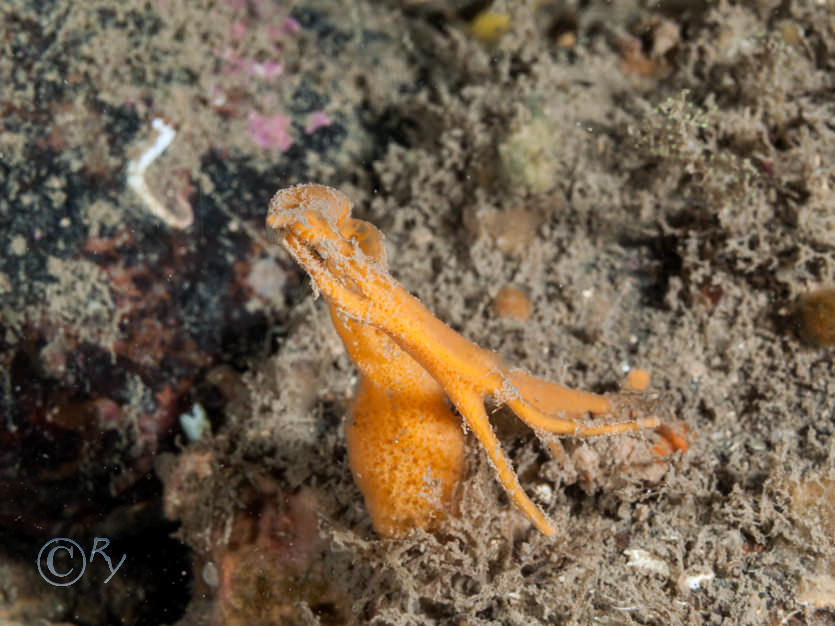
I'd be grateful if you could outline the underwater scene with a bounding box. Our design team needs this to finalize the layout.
[2,1,835,624]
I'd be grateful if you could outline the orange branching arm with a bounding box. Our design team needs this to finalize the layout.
[268,183,673,537]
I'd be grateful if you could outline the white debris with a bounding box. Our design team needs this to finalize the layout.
[677,571,715,592]
[126,117,192,229]
[180,403,211,442]
[624,548,670,578]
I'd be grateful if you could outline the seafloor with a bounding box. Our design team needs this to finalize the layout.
[1,1,834,625]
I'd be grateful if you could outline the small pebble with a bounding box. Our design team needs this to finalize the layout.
[202,561,220,587]
[797,288,835,346]
[493,285,532,321]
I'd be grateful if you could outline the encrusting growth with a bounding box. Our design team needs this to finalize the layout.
[267,183,680,537]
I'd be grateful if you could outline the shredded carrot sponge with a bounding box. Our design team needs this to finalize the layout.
[267,183,667,537]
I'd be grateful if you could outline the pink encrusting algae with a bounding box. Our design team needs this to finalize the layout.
[305,111,332,134]
[248,111,294,151]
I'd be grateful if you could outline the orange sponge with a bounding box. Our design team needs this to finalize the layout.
[268,183,675,537]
